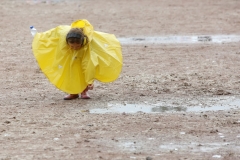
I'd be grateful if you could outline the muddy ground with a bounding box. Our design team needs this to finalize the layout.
[0,0,240,159]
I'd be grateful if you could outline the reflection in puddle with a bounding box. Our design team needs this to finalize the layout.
[90,99,240,114]
[118,35,240,45]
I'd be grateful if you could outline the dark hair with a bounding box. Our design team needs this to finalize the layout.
[66,28,88,46]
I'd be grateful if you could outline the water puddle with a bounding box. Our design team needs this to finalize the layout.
[118,140,240,153]
[159,142,234,152]
[26,0,63,4]
[121,142,137,152]
[90,98,240,114]
[118,35,240,45]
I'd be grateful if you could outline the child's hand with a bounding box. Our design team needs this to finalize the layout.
[87,84,94,90]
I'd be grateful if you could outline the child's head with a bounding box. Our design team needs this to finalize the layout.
[66,28,88,50]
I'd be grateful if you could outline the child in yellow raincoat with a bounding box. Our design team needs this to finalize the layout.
[32,19,123,100]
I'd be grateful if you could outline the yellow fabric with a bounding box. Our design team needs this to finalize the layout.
[32,19,122,94]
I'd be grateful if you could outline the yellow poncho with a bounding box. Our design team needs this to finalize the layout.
[32,19,122,94]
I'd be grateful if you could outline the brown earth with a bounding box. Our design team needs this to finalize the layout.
[0,0,240,159]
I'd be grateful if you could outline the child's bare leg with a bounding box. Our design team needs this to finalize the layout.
[81,84,93,99]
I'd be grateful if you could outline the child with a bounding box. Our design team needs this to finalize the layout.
[31,19,123,100]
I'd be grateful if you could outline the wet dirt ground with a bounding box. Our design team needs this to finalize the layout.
[0,0,240,159]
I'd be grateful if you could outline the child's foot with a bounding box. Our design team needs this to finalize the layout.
[63,94,79,100]
[81,91,90,99]
[81,87,90,99]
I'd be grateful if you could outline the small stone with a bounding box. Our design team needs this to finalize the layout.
[4,121,11,124]
[146,157,152,160]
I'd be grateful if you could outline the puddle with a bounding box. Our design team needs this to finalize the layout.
[122,142,137,151]
[119,141,239,153]
[26,0,63,4]
[212,155,221,158]
[118,35,240,45]
[159,142,235,152]
[90,99,240,114]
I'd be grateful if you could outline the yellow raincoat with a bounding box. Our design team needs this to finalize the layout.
[32,19,122,94]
